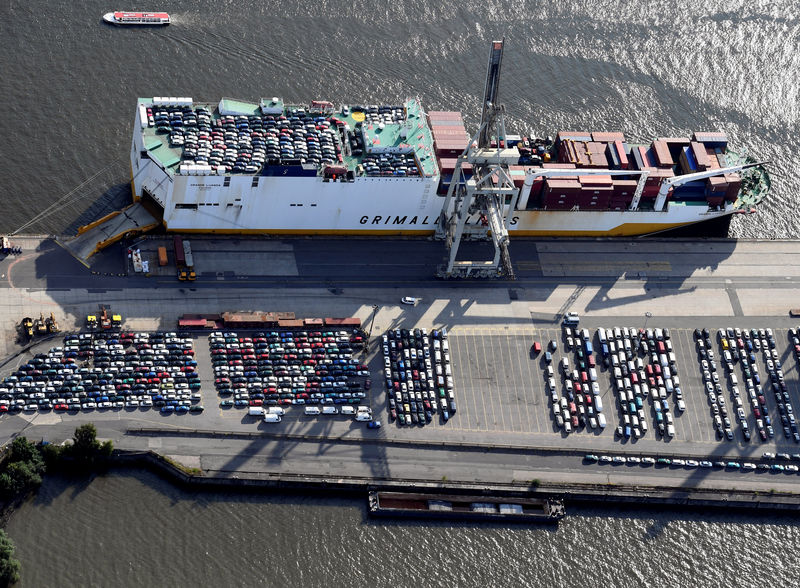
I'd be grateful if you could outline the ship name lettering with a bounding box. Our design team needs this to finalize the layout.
[359,215,433,226]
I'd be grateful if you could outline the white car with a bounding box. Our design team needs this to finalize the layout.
[401,297,421,306]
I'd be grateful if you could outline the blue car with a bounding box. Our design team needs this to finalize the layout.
[366,420,382,429]
[175,405,189,414]
[160,405,175,413]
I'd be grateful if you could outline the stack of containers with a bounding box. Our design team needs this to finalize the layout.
[558,138,609,168]
[543,178,581,210]
[428,111,469,157]
[610,180,638,209]
[577,175,613,209]
[705,176,728,206]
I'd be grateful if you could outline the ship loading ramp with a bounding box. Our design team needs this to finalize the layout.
[57,202,159,267]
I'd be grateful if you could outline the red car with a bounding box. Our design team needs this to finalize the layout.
[249,399,263,406]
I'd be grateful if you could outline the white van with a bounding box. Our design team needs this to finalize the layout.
[248,406,265,416]
[263,413,281,423]
[267,406,285,416]
[340,405,356,415]
[666,423,675,438]
[304,406,321,416]
[594,396,603,412]
[322,406,338,415]
[355,412,372,422]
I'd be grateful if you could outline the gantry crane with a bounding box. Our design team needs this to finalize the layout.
[436,39,519,279]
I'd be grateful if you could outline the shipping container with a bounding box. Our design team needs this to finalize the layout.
[324,317,362,327]
[614,140,629,170]
[692,132,728,149]
[679,146,698,174]
[557,131,592,144]
[173,236,186,267]
[651,140,674,167]
[690,141,711,170]
[605,143,621,169]
[428,111,463,121]
[158,246,168,266]
[591,131,625,143]
[278,319,304,328]
[303,317,324,326]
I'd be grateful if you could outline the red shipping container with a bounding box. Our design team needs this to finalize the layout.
[658,137,691,146]
[432,126,468,136]
[724,173,741,201]
[705,147,721,169]
[591,132,625,143]
[636,146,653,168]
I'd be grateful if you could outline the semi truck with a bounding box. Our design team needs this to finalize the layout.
[173,236,196,281]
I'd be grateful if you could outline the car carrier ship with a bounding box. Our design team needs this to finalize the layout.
[68,41,769,277]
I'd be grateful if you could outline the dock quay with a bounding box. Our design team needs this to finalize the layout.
[5,235,800,515]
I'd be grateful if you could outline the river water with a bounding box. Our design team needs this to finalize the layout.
[3,1,800,583]
[1,0,798,237]
[4,470,800,588]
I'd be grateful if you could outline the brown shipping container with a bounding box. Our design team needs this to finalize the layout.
[557,131,592,143]
[428,111,462,121]
[303,317,324,326]
[579,174,613,186]
[430,119,466,127]
[707,176,728,193]
[636,146,653,168]
[690,141,711,170]
[278,319,304,328]
[658,137,691,146]
[591,132,625,143]
[432,126,468,137]
[614,140,629,169]
[158,246,168,267]
[651,140,674,167]
[707,196,724,207]
[724,173,741,201]
[705,147,721,169]
[542,162,577,169]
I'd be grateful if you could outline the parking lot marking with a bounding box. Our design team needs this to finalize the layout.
[479,334,505,432]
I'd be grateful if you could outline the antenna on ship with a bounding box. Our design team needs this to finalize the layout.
[435,39,519,279]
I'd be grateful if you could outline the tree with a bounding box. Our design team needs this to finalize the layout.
[73,423,101,453]
[68,424,113,465]
[8,437,42,473]
[0,529,21,587]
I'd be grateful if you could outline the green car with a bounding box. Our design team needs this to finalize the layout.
[219,400,234,407]
[189,405,204,413]
[657,458,671,465]
[584,454,599,462]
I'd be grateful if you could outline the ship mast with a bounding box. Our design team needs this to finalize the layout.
[436,39,518,279]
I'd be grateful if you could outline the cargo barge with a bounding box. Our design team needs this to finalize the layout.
[368,491,566,523]
[125,94,768,239]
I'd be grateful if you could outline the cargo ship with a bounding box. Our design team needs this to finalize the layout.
[126,94,769,239]
[368,491,566,522]
[102,12,170,25]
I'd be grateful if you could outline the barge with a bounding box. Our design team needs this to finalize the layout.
[368,491,566,523]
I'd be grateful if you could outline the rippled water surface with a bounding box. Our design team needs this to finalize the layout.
[1,1,798,236]
[5,470,800,588]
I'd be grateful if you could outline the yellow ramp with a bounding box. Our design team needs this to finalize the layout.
[57,202,159,266]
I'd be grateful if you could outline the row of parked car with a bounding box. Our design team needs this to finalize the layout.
[548,330,605,434]
[211,329,369,410]
[704,327,798,443]
[0,332,202,414]
[383,327,455,426]
[602,327,681,440]
[585,452,800,472]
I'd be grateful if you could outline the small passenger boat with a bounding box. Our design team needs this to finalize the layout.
[102,12,170,25]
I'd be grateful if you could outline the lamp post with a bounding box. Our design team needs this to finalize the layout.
[366,304,379,352]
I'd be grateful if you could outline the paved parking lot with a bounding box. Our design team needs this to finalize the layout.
[439,324,800,450]
[5,322,800,456]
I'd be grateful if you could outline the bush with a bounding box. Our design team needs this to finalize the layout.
[0,529,21,587]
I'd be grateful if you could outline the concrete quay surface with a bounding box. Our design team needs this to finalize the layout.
[4,235,800,502]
